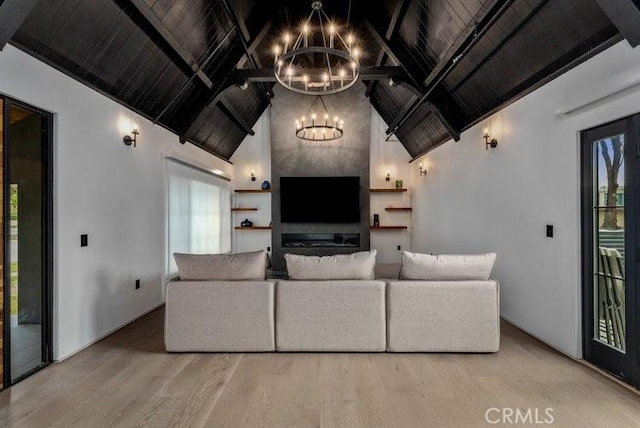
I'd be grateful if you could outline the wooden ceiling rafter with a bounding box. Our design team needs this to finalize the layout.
[384,0,514,143]
[365,0,409,98]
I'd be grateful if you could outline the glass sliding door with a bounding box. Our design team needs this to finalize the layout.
[2,97,53,385]
[582,115,639,387]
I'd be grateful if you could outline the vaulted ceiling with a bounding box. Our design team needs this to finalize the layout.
[0,0,632,161]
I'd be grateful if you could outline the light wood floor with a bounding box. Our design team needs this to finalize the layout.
[1,308,639,427]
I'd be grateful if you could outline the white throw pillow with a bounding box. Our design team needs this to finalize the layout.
[174,250,268,280]
[285,250,377,280]
[400,251,496,280]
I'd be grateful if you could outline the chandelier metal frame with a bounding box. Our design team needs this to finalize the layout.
[273,1,361,96]
[295,96,344,141]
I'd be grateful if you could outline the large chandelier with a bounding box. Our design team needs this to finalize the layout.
[295,96,344,141]
[273,1,361,96]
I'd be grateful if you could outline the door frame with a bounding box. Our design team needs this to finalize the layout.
[581,114,639,387]
[1,95,54,387]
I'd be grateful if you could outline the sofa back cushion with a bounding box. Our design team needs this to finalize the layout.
[400,251,496,280]
[285,250,377,280]
[174,250,268,280]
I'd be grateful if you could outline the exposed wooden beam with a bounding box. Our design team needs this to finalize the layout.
[423,0,514,87]
[366,0,409,97]
[364,17,462,139]
[385,0,514,139]
[232,66,408,83]
[221,0,273,101]
[449,0,550,94]
[595,0,640,47]
[114,0,214,89]
[176,5,276,146]
[154,25,237,123]
[218,97,255,136]
[0,0,41,50]
[175,39,245,137]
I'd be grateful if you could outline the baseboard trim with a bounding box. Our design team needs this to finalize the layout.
[55,302,165,362]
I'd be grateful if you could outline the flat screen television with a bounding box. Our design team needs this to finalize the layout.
[281,176,360,223]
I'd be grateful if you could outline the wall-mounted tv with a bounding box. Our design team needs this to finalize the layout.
[281,176,360,223]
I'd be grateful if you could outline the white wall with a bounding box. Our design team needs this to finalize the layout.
[0,45,232,360]
[412,41,640,358]
[370,108,413,263]
[230,109,272,254]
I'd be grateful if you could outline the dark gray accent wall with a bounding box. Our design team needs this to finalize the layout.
[271,83,371,270]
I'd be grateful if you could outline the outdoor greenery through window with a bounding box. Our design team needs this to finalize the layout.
[166,159,231,276]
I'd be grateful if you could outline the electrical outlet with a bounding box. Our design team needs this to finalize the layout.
[135,279,141,290]
[546,225,554,238]
[397,245,401,251]
[267,246,271,252]
[80,234,88,247]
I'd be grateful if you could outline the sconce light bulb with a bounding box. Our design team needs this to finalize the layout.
[483,127,489,137]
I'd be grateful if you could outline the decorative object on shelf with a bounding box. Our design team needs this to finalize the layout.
[482,122,498,150]
[385,170,391,181]
[122,115,139,147]
[241,219,254,228]
[373,214,380,227]
[261,180,271,190]
[295,96,343,141]
[272,1,361,96]
[250,170,256,181]
[419,163,427,176]
[395,180,403,189]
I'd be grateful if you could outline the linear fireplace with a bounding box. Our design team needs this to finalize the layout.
[282,233,360,248]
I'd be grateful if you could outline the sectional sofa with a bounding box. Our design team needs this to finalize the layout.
[165,250,500,353]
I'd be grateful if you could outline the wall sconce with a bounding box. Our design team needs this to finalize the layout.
[123,116,140,147]
[250,170,256,181]
[385,170,391,181]
[418,163,427,176]
[483,123,498,150]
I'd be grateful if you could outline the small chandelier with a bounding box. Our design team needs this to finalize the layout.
[295,96,344,141]
[273,1,361,96]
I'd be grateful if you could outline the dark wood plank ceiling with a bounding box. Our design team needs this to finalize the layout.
[3,0,623,161]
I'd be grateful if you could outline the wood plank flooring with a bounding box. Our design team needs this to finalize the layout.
[0,307,639,427]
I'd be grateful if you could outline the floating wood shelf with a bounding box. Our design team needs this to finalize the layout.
[385,207,412,212]
[234,189,271,194]
[234,226,272,230]
[370,226,408,230]
[370,188,407,193]
[231,208,258,212]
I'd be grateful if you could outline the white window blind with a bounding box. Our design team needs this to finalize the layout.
[166,158,231,275]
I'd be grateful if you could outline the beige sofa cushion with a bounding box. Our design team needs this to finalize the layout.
[165,280,275,352]
[276,280,386,351]
[174,250,268,280]
[387,280,500,352]
[284,250,377,280]
[400,251,496,280]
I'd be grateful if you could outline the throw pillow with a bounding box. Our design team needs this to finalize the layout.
[399,251,496,280]
[285,250,377,280]
[174,250,269,280]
